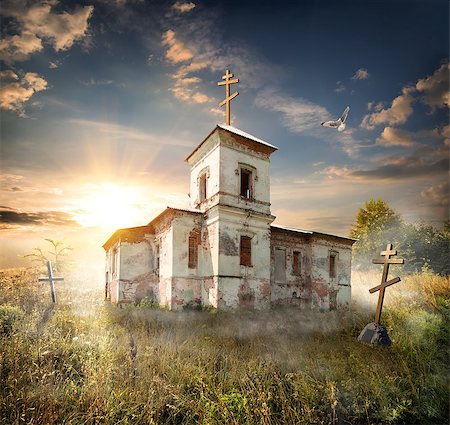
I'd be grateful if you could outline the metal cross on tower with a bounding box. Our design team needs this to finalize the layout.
[369,242,404,324]
[217,69,239,125]
[38,260,64,303]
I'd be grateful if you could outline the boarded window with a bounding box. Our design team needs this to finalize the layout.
[274,247,286,283]
[240,169,252,198]
[293,251,301,275]
[199,173,207,202]
[329,253,336,278]
[188,236,198,268]
[240,235,252,266]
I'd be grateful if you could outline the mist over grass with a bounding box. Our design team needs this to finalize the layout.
[1,267,448,424]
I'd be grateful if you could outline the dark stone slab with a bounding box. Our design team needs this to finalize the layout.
[358,322,391,346]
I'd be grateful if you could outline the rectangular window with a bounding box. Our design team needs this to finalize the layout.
[329,254,336,278]
[240,169,252,198]
[293,251,301,275]
[274,247,286,283]
[240,235,252,266]
[188,236,198,268]
[199,174,207,202]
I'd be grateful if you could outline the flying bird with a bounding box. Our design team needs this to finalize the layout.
[321,106,350,132]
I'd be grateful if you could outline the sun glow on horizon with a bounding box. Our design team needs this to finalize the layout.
[73,183,149,230]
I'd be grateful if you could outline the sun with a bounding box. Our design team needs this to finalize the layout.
[74,184,146,230]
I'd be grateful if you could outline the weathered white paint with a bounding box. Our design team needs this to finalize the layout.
[103,126,354,310]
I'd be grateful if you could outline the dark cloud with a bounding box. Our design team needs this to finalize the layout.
[351,158,448,180]
[0,209,79,227]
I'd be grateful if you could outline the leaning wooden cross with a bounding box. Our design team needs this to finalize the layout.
[38,260,64,303]
[358,242,404,346]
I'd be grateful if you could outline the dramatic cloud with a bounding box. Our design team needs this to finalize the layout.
[160,5,281,107]
[0,31,43,63]
[362,64,449,130]
[0,208,78,227]
[0,70,47,116]
[255,90,329,133]
[415,62,449,111]
[0,0,94,63]
[361,87,415,129]
[162,30,193,64]
[172,1,196,13]
[420,181,449,207]
[376,127,417,147]
[352,68,370,80]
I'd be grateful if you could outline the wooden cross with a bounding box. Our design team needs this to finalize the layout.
[217,69,239,125]
[369,242,404,324]
[38,260,64,303]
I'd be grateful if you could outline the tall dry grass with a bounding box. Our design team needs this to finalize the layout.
[0,267,448,424]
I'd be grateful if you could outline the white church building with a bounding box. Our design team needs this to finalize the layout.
[103,124,355,310]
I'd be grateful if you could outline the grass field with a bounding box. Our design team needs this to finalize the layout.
[0,267,448,424]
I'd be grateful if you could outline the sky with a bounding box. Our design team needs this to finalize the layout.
[0,0,449,269]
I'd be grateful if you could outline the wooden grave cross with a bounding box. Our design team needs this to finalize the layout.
[217,69,239,125]
[369,242,404,324]
[38,260,64,303]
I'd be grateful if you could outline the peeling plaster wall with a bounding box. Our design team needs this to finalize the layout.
[118,239,158,302]
[270,230,313,308]
[219,141,271,215]
[105,243,120,302]
[189,132,220,211]
[216,207,273,310]
[170,214,203,310]
[310,237,352,310]
[156,224,173,308]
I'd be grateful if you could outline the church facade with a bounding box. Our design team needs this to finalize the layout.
[103,124,355,310]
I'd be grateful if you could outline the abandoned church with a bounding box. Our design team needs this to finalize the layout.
[103,70,355,310]
[103,123,355,310]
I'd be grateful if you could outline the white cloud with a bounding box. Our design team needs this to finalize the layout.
[361,87,415,129]
[254,89,329,133]
[362,63,449,130]
[352,68,370,80]
[162,29,193,64]
[0,31,43,63]
[172,1,196,13]
[69,119,192,147]
[0,71,47,116]
[0,0,93,63]
[376,127,417,148]
[160,6,281,108]
[415,62,449,111]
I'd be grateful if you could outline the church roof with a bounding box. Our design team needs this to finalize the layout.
[218,124,278,149]
[185,124,278,162]
[102,225,153,250]
[103,207,202,251]
[271,224,356,243]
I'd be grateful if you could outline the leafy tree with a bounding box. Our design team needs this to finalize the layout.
[350,199,449,275]
[349,199,402,266]
[23,238,73,272]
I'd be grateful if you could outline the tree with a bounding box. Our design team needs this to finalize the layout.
[349,199,402,266]
[350,199,449,275]
[23,238,73,272]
